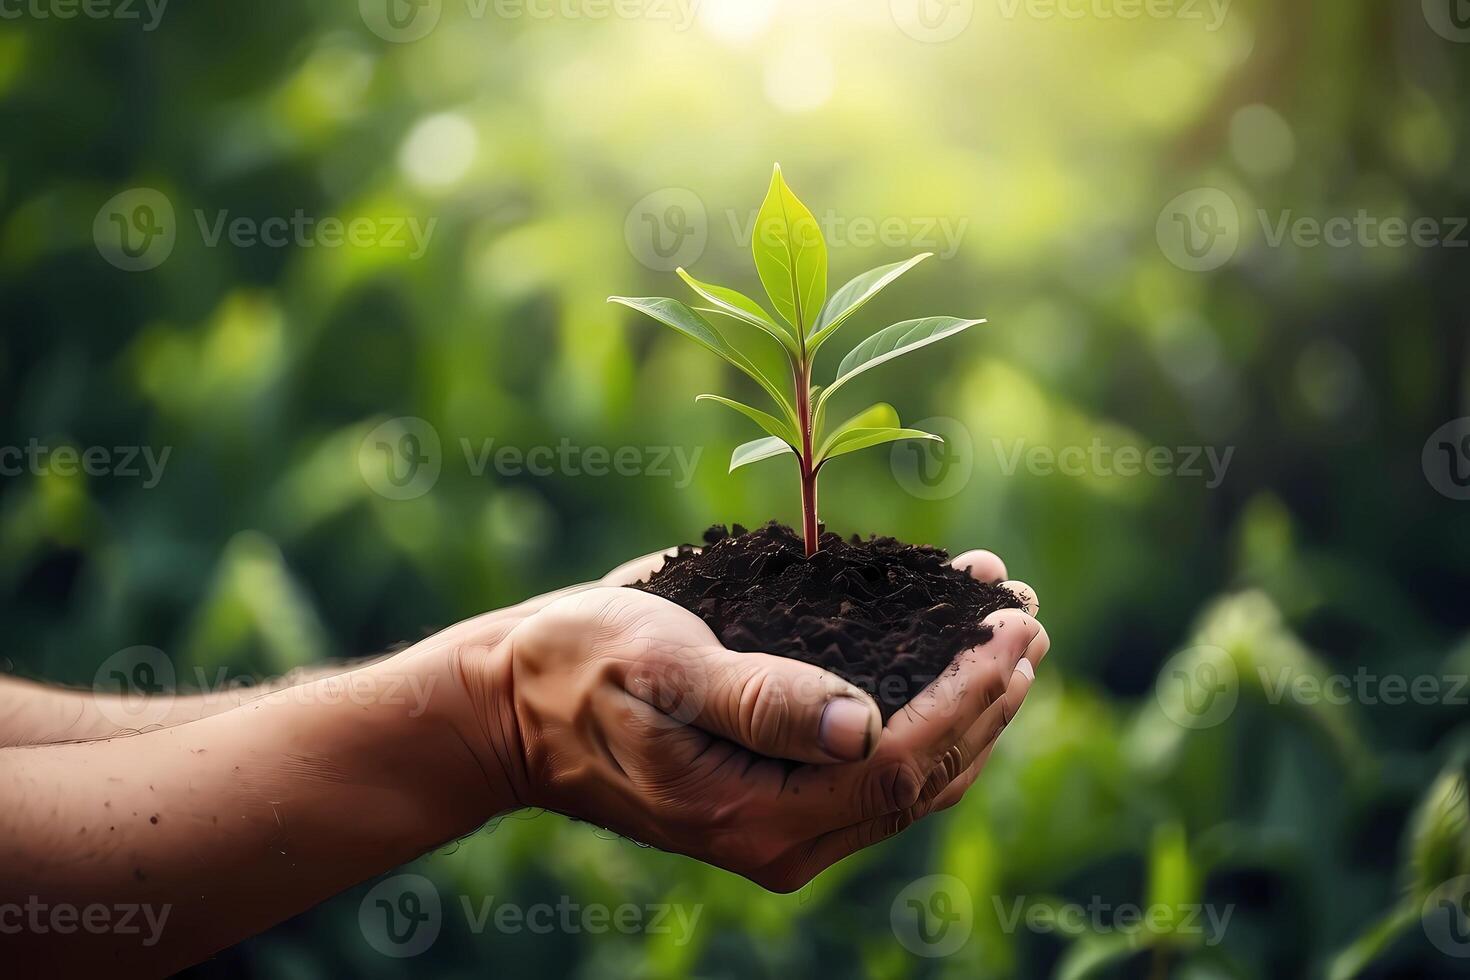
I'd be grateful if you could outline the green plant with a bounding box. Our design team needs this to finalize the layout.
[610,164,984,556]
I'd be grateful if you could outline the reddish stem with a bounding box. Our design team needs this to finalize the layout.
[795,359,819,556]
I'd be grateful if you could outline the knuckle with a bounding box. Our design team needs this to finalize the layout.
[862,759,926,818]
[741,670,793,749]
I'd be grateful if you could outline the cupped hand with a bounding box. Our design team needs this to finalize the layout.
[452,548,1048,892]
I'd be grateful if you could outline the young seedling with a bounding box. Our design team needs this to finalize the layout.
[610,165,984,557]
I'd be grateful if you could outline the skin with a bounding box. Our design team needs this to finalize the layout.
[0,548,1047,975]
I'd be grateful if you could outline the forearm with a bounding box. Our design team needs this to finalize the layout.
[0,662,383,748]
[0,643,514,975]
[0,587,574,749]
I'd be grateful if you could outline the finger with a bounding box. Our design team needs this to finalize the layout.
[886,609,1042,756]
[762,653,1046,891]
[919,652,1038,809]
[952,549,1007,584]
[634,644,883,765]
[1000,579,1040,617]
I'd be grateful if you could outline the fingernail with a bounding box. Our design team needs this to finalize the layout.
[1014,659,1035,681]
[819,698,876,761]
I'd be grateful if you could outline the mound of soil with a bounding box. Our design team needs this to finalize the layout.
[631,522,1022,722]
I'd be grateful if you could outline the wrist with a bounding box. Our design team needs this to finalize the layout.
[427,631,533,816]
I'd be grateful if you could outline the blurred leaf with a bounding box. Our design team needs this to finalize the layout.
[1326,901,1419,980]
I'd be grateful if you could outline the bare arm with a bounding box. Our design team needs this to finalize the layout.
[0,642,502,975]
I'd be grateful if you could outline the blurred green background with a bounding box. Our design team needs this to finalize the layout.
[3,0,1469,976]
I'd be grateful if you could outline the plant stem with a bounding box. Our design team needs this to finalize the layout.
[795,358,819,556]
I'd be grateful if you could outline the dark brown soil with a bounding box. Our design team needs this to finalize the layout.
[630,522,1022,722]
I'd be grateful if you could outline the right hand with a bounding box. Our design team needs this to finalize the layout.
[451,549,1049,892]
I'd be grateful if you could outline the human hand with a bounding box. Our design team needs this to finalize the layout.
[450,548,1048,891]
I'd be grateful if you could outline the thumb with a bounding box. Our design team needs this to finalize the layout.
[643,645,883,765]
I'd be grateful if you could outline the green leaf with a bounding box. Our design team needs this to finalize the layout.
[816,316,983,416]
[820,427,940,465]
[751,164,827,335]
[677,268,798,355]
[609,295,797,428]
[807,253,931,353]
[1326,901,1420,980]
[696,394,797,445]
[729,436,794,472]
[819,402,898,450]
